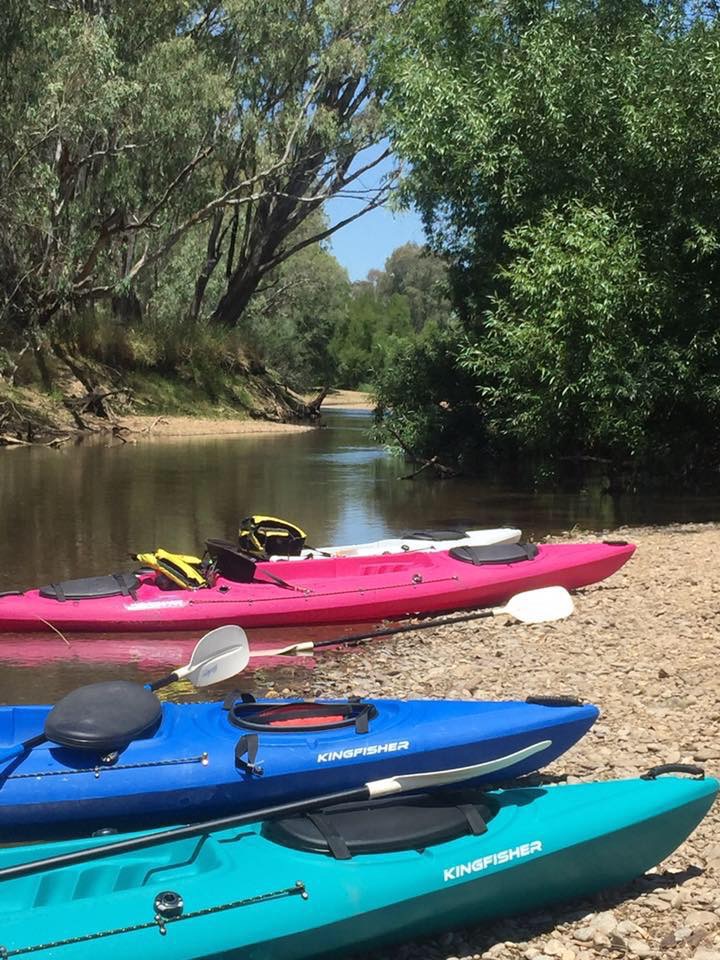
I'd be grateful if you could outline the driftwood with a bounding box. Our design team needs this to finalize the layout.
[0,434,32,446]
[400,455,458,480]
[142,416,168,434]
[305,385,329,418]
[386,425,459,480]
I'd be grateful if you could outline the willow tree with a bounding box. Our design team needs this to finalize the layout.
[379,0,720,479]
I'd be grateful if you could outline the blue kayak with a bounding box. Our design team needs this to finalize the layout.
[0,691,598,839]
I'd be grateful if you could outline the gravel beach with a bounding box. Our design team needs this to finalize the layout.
[263,523,720,960]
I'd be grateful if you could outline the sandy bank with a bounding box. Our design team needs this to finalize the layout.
[117,414,314,440]
[317,389,374,410]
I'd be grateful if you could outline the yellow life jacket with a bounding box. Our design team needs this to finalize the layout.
[238,515,307,558]
[134,549,209,589]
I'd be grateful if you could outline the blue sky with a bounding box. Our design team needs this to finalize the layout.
[325,144,426,282]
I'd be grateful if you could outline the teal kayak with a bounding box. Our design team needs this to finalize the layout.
[0,771,714,959]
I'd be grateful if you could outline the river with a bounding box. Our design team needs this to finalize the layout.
[1,406,719,702]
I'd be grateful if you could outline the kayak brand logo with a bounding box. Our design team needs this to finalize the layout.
[443,840,542,882]
[316,740,410,763]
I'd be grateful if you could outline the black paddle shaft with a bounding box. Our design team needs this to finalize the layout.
[311,606,496,650]
[0,785,371,882]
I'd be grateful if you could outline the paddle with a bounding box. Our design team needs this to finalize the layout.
[0,625,250,765]
[0,739,550,882]
[257,585,574,657]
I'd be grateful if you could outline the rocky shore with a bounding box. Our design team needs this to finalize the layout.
[265,523,720,960]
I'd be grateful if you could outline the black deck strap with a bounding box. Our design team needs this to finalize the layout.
[0,591,24,598]
[306,812,352,860]
[112,573,133,598]
[303,545,333,557]
[525,695,583,707]
[641,763,705,780]
[51,582,66,603]
[256,566,299,592]
[222,691,256,711]
[235,733,262,776]
[355,709,369,734]
[454,803,488,836]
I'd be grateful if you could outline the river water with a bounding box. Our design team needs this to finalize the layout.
[1,407,719,703]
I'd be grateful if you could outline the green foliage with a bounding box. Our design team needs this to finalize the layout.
[331,243,452,387]
[0,0,390,402]
[380,0,720,479]
[242,232,352,388]
[372,321,487,465]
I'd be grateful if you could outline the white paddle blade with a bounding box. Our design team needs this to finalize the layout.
[366,740,551,798]
[187,642,250,687]
[174,625,250,686]
[189,625,249,668]
[499,586,574,624]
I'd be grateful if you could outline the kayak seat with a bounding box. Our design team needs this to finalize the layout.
[400,529,468,541]
[205,539,257,582]
[44,681,162,752]
[449,543,538,565]
[229,700,378,734]
[264,791,496,859]
[39,573,140,602]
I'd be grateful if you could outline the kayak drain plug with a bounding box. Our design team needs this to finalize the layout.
[154,890,185,931]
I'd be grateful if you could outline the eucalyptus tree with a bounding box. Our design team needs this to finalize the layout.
[0,0,391,359]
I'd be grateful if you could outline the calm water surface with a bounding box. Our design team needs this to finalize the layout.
[1,407,719,703]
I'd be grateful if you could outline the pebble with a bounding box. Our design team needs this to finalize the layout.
[589,911,618,935]
[626,939,653,957]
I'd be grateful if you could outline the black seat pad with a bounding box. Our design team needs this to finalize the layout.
[263,792,495,857]
[39,573,140,601]
[449,542,538,565]
[400,529,468,541]
[44,681,162,752]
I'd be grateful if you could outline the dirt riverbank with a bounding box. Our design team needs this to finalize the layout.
[261,523,720,960]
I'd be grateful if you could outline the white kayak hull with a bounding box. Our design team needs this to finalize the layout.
[270,527,522,560]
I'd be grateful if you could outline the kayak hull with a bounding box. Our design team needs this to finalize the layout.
[0,775,714,959]
[0,541,635,633]
[0,697,598,839]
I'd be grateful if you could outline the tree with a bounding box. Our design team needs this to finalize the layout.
[379,0,720,478]
[376,243,450,331]
[0,0,393,354]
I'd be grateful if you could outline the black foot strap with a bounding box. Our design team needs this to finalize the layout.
[235,734,262,776]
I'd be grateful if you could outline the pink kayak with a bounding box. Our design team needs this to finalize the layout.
[0,541,634,634]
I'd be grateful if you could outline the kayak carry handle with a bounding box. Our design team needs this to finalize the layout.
[641,763,705,780]
[525,695,584,708]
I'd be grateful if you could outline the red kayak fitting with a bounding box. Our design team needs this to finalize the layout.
[0,540,634,634]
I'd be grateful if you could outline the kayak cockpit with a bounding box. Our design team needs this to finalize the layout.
[263,790,497,858]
